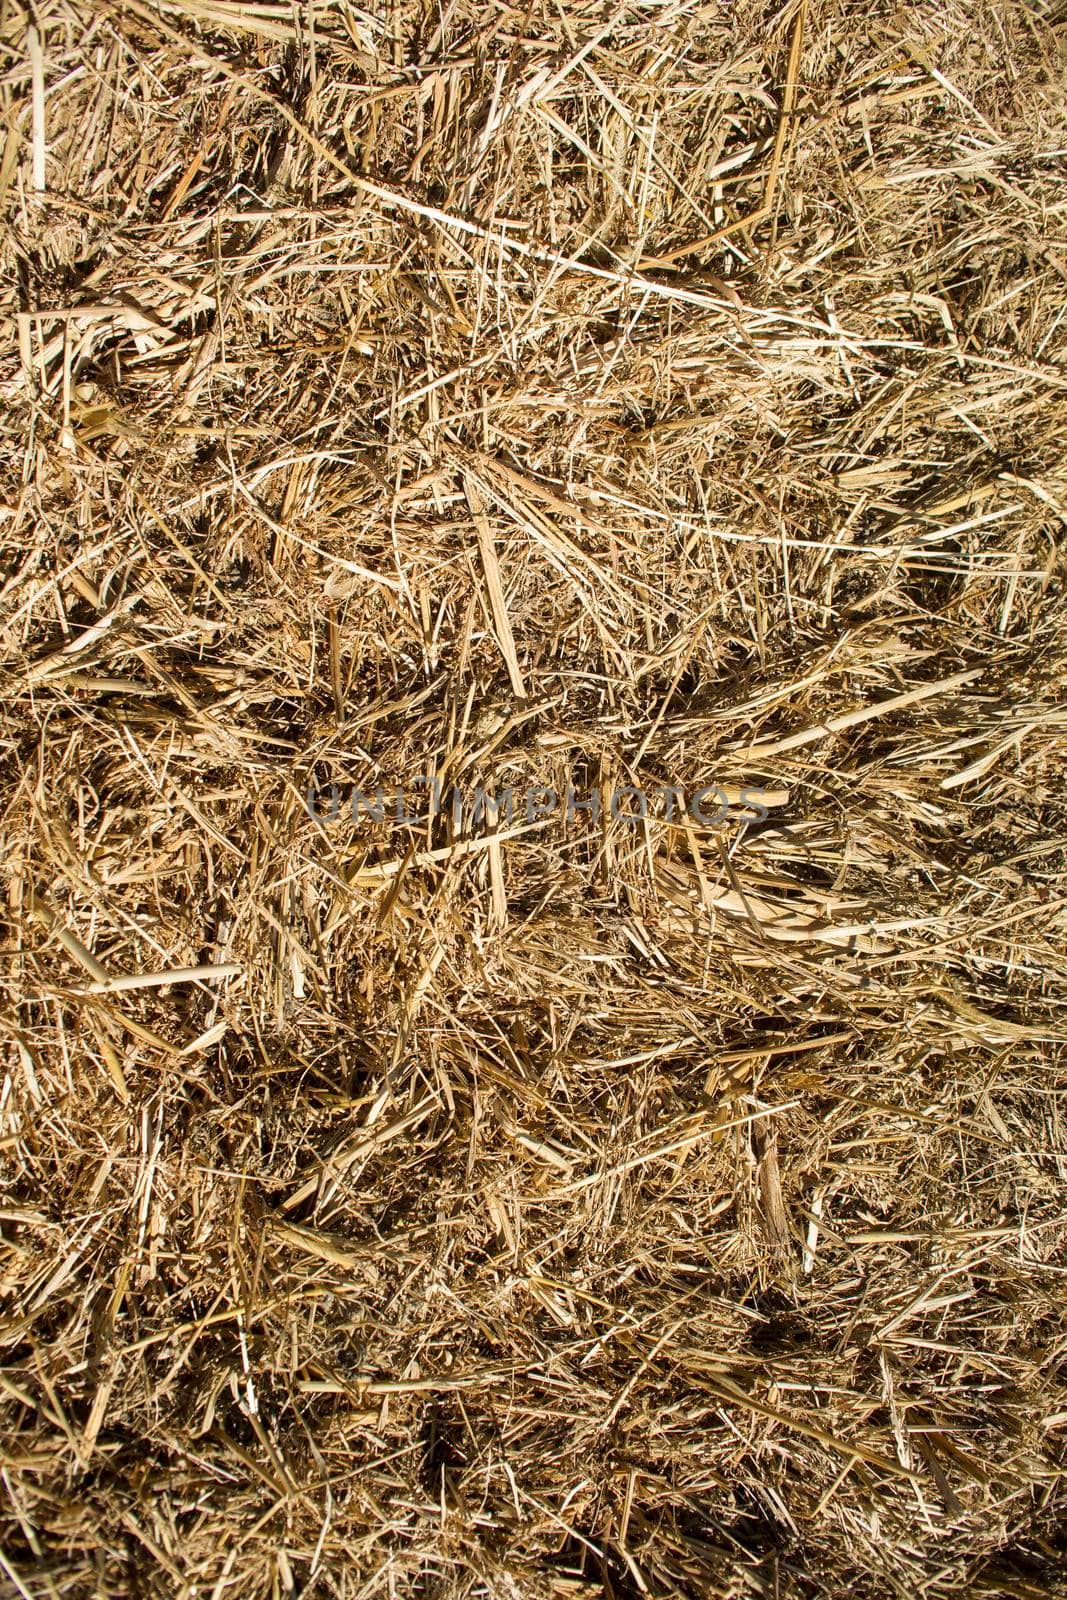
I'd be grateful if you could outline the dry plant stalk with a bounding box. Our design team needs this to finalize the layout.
[0,0,1066,1596]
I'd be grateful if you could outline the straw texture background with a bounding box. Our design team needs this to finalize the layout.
[1,1,1066,1595]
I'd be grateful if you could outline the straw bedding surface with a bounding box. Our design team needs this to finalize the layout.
[2,1,1067,1595]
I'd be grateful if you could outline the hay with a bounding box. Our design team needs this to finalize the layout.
[1,0,1066,1594]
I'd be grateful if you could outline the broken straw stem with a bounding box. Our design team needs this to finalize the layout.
[79,964,242,995]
